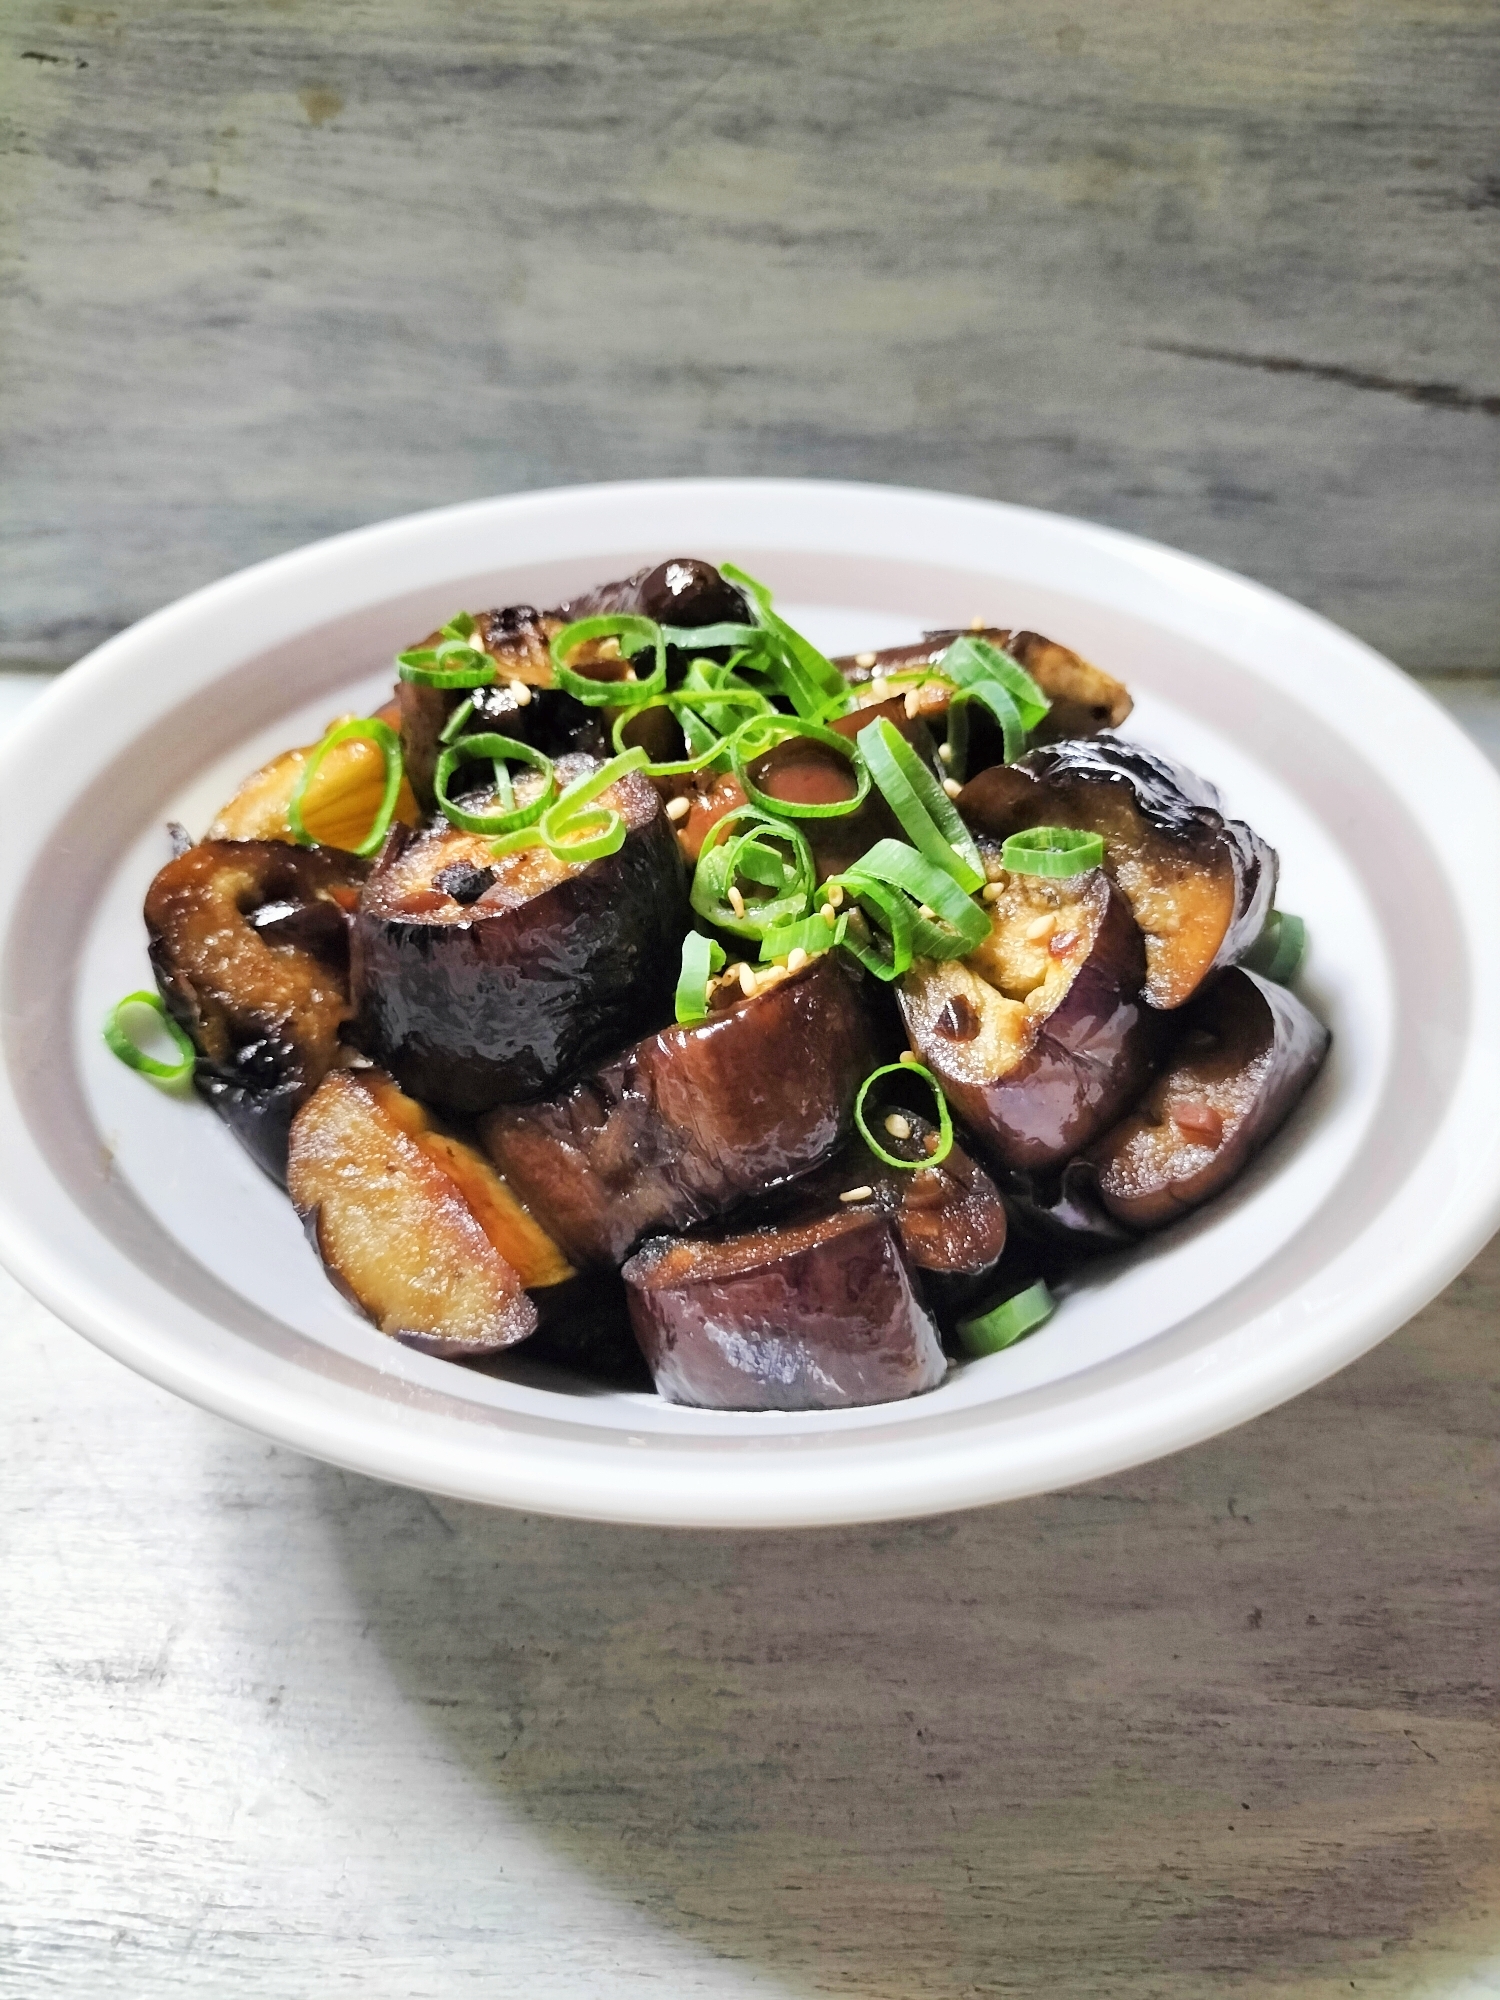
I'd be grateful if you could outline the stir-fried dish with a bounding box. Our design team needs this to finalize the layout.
[108,557,1329,1410]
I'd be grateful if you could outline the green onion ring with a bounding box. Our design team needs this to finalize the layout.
[938,636,1050,730]
[526,745,651,863]
[434,733,556,836]
[691,805,816,937]
[841,839,990,958]
[956,1279,1057,1357]
[946,678,1026,780]
[854,1059,954,1171]
[1246,909,1308,985]
[756,911,847,963]
[730,715,872,820]
[438,696,477,745]
[288,716,405,857]
[674,932,727,1024]
[549,614,668,708]
[397,613,499,689]
[856,715,984,889]
[825,872,915,982]
[1000,825,1106,879]
[103,990,196,1085]
[609,689,767,777]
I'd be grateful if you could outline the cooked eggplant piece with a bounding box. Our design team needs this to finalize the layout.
[480,950,890,1266]
[835,628,1132,742]
[354,752,686,1114]
[623,1208,946,1411]
[287,1067,541,1357]
[958,736,1275,1009]
[144,840,368,1181]
[207,700,420,847]
[999,1161,1135,1263]
[899,865,1157,1174]
[559,556,750,629]
[1081,967,1329,1230]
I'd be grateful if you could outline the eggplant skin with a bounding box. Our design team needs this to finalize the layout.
[480,951,890,1267]
[1082,967,1330,1230]
[559,557,750,628]
[144,840,368,1183]
[834,628,1133,742]
[623,1208,946,1411]
[900,868,1158,1175]
[958,735,1276,1009]
[353,755,688,1115]
[287,1067,538,1358]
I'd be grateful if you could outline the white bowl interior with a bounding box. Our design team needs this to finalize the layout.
[2,483,1497,1524]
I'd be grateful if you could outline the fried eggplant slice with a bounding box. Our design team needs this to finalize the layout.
[287,1068,540,1358]
[144,840,368,1181]
[958,736,1275,1009]
[558,556,750,628]
[480,951,889,1267]
[623,1208,946,1411]
[835,628,1132,742]
[206,701,419,847]
[1082,967,1329,1230]
[353,752,687,1115]
[899,865,1157,1174]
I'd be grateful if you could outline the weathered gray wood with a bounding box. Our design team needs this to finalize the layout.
[3,1,1497,672]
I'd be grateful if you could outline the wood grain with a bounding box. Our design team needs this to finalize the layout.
[3,1,1497,673]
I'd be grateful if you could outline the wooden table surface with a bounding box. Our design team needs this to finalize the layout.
[4,3,1499,1990]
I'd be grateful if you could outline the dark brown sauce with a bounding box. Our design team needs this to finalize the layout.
[935,993,981,1042]
[750,742,858,810]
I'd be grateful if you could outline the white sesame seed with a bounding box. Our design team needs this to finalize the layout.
[787,946,809,972]
[854,651,877,668]
[664,795,690,822]
[1025,913,1057,942]
[826,882,844,907]
[738,961,758,996]
[871,678,891,702]
[899,1050,921,1066]
[969,615,986,631]
[904,688,922,720]
[918,903,937,921]
[728,884,747,918]
[937,741,953,764]
[839,1185,875,1203]
[942,777,962,799]
[981,881,1005,902]
[510,679,532,706]
[820,903,837,925]
[884,1113,912,1140]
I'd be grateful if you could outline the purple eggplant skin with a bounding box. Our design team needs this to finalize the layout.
[479,951,891,1267]
[353,754,688,1116]
[559,556,751,629]
[834,627,1133,743]
[998,1161,1135,1263]
[623,1207,947,1411]
[958,735,1276,1011]
[143,840,368,1184]
[899,869,1159,1176]
[1081,967,1330,1231]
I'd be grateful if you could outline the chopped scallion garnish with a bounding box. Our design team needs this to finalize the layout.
[1000,825,1105,878]
[854,1059,954,1170]
[690,805,817,939]
[731,715,872,820]
[103,990,196,1085]
[289,716,405,857]
[856,715,984,890]
[549,614,668,707]
[435,733,556,836]
[397,612,499,689]
[756,912,847,963]
[956,1280,1056,1357]
[529,745,651,862]
[838,839,990,960]
[1245,909,1308,985]
[674,932,727,1024]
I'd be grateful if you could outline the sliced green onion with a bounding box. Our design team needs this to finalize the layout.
[397,613,499,689]
[1000,825,1106,879]
[938,635,1050,731]
[947,678,1025,781]
[856,715,984,890]
[674,932,727,1024]
[854,1059,954,1170]
[434,733,555,835]
[826,873,915,981]
[757,912,847,963]
[103,990,196,1085]
[609,688,767,777]
[1246,909,1307,984]
[659,622,765,653]
[438,696,477,744]
[289,716,404,857]
[534,745,650,862]
[549,614,668,707]
[731,715,872,820]
[842,839,990,958]
[691,805,816,938]
[957,1279,1056,1357]
[719,563,849,716]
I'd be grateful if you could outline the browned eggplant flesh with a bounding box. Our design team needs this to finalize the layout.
[958,736,1275,1009]
[624,1208,946,1410]
[900,862,1157,1173]
[145,839,369,1181]
[480,949,889,1267]
[287,1067,546,1356]
[126,556,1330,1401]
[1082,968,1329,1230]
[353,752,687,1113]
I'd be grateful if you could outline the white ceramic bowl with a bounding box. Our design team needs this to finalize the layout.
[2,479,1497,1527]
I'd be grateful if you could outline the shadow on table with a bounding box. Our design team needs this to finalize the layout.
[317,1242,1500,1999]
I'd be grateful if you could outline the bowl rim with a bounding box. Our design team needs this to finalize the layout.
[2,476,1499,1527]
